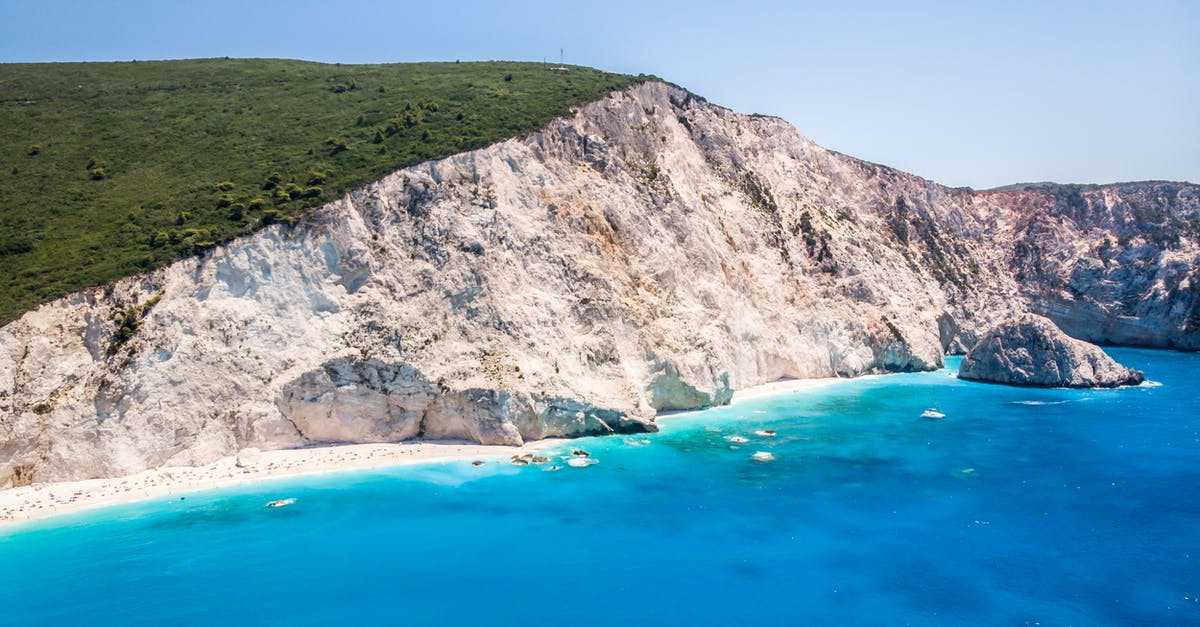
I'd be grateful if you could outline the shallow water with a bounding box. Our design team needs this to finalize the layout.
[2,349,1198,625]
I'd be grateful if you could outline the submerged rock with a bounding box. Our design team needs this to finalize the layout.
[958,314,1144,388]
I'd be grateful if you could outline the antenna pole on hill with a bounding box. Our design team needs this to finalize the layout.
[560,48,564,65]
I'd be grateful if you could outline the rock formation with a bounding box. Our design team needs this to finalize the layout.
[0,81,1196,485]
[958,314,1145,387]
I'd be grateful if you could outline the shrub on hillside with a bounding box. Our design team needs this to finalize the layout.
[325,136,349,154]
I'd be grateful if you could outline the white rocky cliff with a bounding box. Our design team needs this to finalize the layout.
[1,82,1197,485]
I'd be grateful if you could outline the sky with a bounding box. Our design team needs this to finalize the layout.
[2,0,1196,189]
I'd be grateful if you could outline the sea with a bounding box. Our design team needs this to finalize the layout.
[1,348,1197,625]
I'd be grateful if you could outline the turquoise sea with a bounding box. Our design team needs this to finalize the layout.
[2,348,1198,625]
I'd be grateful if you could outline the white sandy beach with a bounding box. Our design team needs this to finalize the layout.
[0,376,854,526]
[0,439,559,526]
[728,376,848,404]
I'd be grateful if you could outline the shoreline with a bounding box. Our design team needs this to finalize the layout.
[0,439,558,528]
[729,375,850,404]
[0,375,857,528]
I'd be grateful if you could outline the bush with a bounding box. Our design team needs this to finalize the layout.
[372,128,385,144]
[227,203,246,221]
[216,193,234,207]
[88,167,107,180]
[247,197,266,210]
[325,136,349,154]
[215,181,235,191]
[262,172,283,190]
[302,186,322,198]
[261,208,283,225]
[283,182,303,199]
[504,74,513,82]
[26,144,40,156]
[306,170,327,185]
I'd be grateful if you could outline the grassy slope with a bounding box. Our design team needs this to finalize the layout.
[0,58,641,324]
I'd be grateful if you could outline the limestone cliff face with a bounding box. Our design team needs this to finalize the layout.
[1,82,1197,485]
[975,183,1200,350]
[958,314,1145,387]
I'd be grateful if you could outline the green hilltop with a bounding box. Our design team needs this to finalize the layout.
[0,58,642,324]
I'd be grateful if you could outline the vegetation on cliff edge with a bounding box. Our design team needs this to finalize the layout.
[0,58,642,324]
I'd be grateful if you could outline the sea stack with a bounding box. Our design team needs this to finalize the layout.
[958,314,1144,388]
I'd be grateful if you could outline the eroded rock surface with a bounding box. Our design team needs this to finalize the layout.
[0,82,1195,484]
[958,314,1144,387]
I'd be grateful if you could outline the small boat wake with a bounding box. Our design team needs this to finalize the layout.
[1012,400,1070,406]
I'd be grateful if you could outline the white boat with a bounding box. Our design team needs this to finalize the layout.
[265,498,296,508]
[921,408,946,419]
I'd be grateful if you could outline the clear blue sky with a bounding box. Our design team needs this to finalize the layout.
[2,0,1196,188]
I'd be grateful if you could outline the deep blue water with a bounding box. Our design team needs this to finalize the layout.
[2,348,1198,625]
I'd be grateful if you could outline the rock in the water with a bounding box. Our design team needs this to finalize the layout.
[958,314,1144,388]
[235,447,262,468]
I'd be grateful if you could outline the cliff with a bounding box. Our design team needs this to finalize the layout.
[2,82,1197,485]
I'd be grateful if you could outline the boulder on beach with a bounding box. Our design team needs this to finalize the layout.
[958,314,1144,388]
[235,447,262,468]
